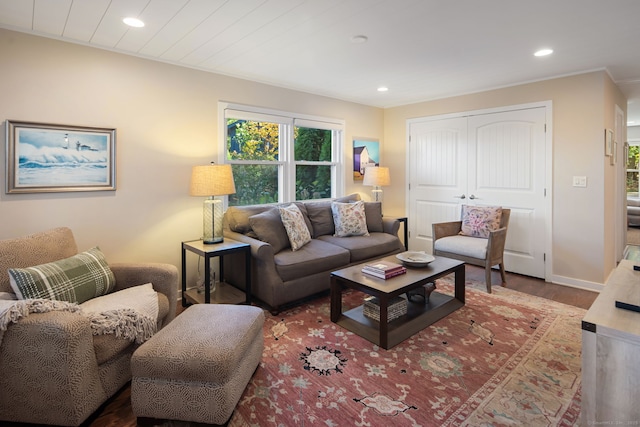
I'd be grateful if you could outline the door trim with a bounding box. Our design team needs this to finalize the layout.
[405,100,553,281]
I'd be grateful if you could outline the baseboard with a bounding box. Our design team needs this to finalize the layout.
[548,274,603,293]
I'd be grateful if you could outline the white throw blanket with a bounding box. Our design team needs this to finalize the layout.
[0,283,158,346]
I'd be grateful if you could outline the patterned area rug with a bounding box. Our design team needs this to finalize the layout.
[229,277,584,426]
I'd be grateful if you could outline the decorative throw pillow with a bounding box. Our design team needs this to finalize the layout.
[459,205,503,238]
[279,204,312,251]
[331,200,370,237]
[249,208,290,253]
[364,202,384,233]
[8,247,116,304]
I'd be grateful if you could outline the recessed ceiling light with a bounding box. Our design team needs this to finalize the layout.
[534,48,553,57]
[123,17,145,28]
[377,86,388,92]
[350,35,368,44]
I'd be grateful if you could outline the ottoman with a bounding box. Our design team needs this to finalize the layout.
[131,304,265,425]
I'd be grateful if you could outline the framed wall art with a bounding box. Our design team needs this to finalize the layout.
[5,120,116,193]
[605,128,614,157]
[352,138,379,182]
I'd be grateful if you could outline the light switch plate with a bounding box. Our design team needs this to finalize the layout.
[573,176,587,187]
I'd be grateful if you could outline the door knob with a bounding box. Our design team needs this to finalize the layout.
[454,194,466,199]
[469,194,476,200]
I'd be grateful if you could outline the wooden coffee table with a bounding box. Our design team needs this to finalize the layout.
[330,255,465,349]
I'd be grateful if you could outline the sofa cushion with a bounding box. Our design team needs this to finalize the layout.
[364,202,384,233]
[274,240,350,282]
[304,194,361,238]
[8,247,116,304]
[305,201,334,238]
[332,200,369,237]
[318,232,402,262]
[226,205,272,234]
[249,208,290,253]
[279,204,312,251]
[459,205,502,238]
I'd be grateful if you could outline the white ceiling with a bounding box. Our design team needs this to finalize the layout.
[2,0,640,124]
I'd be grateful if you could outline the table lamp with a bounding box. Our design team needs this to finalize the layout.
[363,166,390,202]
[189,163,236,243]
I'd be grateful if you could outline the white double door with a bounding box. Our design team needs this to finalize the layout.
[408,106,547,279]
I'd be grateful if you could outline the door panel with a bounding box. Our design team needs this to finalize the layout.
[468,109,546,278]
[408,117,467,252]
[408,107,546,279]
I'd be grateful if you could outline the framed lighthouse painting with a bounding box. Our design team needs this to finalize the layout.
[5,120,116,193]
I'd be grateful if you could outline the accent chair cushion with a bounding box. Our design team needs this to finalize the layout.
[459,205,503,238]
[331,200,369,237]
[279,204,312,251]
[434,235,488,259]
[8,246,116,303]
[249,208,290,253]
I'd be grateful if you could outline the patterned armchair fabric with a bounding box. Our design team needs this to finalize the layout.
[0,227,178,426]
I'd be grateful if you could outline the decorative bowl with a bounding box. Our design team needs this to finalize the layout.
[396,251,435,268]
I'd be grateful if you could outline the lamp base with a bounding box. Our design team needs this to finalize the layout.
[203,197,224,244]
[372,188,383,202]
[203,236,224,244]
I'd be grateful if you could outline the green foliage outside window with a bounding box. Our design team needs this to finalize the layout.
[627,145,639,196]
[295,127,332,200]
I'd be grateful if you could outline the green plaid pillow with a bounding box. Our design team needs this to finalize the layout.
[8,247,115,303]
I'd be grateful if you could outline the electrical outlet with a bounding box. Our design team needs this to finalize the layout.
[572,176,587,187]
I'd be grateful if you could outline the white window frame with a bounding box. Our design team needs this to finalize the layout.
[219,102,345,203]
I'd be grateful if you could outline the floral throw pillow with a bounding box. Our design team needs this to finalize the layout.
[459,205,503,238]
[279,204,312,251]
[331,200,370,237]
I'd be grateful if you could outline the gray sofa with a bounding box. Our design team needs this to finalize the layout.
[222,195,404,313]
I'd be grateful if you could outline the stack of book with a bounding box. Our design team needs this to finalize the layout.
[363,296,408,322]
[362,262,407,279]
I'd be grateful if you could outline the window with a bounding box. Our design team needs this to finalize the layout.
[222,103,343,206]
[627,143,640,197]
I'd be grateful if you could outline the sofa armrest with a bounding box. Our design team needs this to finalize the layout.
[382,217,401,236]
[223,230,275,262]
[110,263,178,323]
[0,311,106,425]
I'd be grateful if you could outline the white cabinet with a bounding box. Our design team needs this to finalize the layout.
[581,260,640,424]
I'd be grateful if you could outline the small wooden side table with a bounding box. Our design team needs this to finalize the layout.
[181,238,251,306]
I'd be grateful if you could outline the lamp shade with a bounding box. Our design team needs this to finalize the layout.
[189,164,236,196]
[363,166,390,187]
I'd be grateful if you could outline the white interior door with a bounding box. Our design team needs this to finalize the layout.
[408,106,547,279]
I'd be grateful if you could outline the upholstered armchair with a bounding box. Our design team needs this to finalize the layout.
[0,227,178,426]
[432,207,510,293]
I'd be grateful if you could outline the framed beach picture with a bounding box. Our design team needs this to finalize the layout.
[5,120,116,193]
[353,138,379,182]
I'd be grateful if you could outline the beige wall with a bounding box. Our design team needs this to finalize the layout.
[0,29,627,289]
[384,71,626,287]
[0,29,383,287]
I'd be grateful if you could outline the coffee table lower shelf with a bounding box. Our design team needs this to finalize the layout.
[336,291,463,349]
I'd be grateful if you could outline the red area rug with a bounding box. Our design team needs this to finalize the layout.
[229,277,584,426]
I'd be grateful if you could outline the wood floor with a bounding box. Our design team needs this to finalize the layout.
[8,265,599,427]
